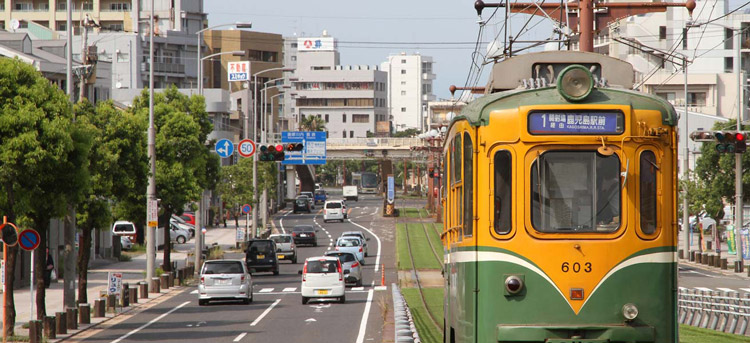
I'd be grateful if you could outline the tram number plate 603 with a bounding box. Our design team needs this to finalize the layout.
[546,339,607,343]
[561,262,592,273]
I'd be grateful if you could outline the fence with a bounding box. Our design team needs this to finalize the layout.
[679,288,750,335]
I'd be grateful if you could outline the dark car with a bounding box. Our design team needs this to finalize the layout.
[292,225,318,247]
[245,239,279,275]
[293,197,312,214]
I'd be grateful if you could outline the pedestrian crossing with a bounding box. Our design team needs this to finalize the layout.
[680,286,750,293]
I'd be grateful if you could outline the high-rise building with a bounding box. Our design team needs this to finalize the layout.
[381,53,435,133]
[293,32,388,138]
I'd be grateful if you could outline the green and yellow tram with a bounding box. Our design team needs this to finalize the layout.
[441,51,678,343]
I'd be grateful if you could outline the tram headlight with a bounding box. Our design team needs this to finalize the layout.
[622,303,639,321]
[504,275,524,295]
[556,65,594,102]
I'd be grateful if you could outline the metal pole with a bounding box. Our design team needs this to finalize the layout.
[63,0,76,311]
[253,74,258,238]
[29,249,33,322]
[146,0,157,283]
[736,30,745,268]
[197,32,202,95]
[194,192,202,274]
[66,0,73,101]
[683,55,690,258]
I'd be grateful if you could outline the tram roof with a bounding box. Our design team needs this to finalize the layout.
[455,87,678,127]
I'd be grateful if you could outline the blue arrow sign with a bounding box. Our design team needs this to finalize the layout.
[215,139,234,158]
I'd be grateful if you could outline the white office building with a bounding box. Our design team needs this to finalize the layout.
[381,53,436,132]
[293,32,388,138]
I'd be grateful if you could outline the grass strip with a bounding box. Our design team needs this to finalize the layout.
[407,223,442,270]
[680,324,750,343]
[396,223,413,270]
[425,223,444,256]
[401,287,443,343]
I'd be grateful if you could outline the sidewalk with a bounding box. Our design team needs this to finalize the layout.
[9,222,241,334]
[678,229,750,279]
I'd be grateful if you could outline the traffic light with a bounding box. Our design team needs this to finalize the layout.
[428,167,435,178]
[258,145,285,161]
[690,130,748,154]
[286,143,304,152]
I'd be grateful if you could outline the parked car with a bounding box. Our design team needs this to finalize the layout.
[120,236,133,250]
[299,256,345,304]
[112,221,137,238]
[343,186,358,201]
[179,212,196,226]
[341,231,370,257]
[198,259,253,305]
[269,234,297,264]
[300,192,315,209]
[171,215,195,238]
[325,251,362,287]
[293,197,312,214]
[169,224,190,244]
[323,200,345,223]
[245,239,279,275]
[292,225,318,247]
[334,236,365,264]
[314,189,327,204]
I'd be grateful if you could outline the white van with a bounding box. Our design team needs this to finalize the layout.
[299,256,345,304]
[112,221,137,236]
[323,200,345,223]
[343,186,358,201]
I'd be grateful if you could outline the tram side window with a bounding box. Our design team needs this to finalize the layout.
[640,151,658,234]
[454,134,463,239]
[463,133,473,237]
[494,151,512,234]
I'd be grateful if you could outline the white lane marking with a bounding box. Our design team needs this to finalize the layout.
[355,289,375,343]
[110,301,190,343]
[190,290,198,294]
[717,287,736,293]
[352,287,364,291]
[374,286,387,291]
[694,287,714,292]
[279,210,292,234]
[370,280,375,287]
[233,333,247,342]
[372,208,379,216]
[741,288,750,293]
[253,290,369,295]
[282,287,297,292]
[681,269,720,278]
[250,299,282,326]
[348,219,382,272]
[259,288,274,293]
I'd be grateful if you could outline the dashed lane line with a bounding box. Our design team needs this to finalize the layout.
[259,288,274,293]
[250,299,281,327]
[233,333,247,342]
[348,218,382,272]
[355,289,375,343]
[282,287,297,292]
[110,301,190,343]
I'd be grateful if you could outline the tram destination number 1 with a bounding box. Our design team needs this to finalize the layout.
[561,262,592,273]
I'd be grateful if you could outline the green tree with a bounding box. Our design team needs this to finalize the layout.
[129,86,218,271]
[0,58,77,335]
[299,115,326,131]
[74,99,148,304]
[217,158,254,227]
[393,128,420,138]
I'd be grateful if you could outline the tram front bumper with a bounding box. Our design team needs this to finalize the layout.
[496,324,655,342]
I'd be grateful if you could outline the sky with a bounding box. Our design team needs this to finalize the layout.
[205,0,750,100]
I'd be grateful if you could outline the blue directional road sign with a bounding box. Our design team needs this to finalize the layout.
[281,131,326,165]
[215,139,234,158]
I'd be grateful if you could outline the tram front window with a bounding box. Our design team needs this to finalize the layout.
[531,151,620,233]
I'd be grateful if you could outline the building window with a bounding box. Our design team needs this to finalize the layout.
[350,131,354,138]
[342,131,346,138]
[659,26,666,40]
[56,22,67,31]
[725,57,734,73]
[688,92,706,106]
[82,2,93,10]
[401,107,406,112]
[15,3,32,11]
[401,91,406,96]
[291,43,298,48]
[324,114,329,123]
[57,2,66,10]
[401,81,406,85]
[401,69,406,74]
[656,92,674,103]
[109,3,130,11]
[401,59,406,63]
[342,114,346,123]
[352,114,369,123]
[116,52,129,62]
[291,56,297,61]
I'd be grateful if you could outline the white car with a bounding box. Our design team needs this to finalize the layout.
[334,236,365,264]
[299,256,346,304]
[323,200,345,223]
[198,259,253,305]
[120,236,133,250]
[169,224,190,244]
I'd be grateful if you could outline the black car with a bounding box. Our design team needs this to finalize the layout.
[245,239,279,275]
[293,197,312,214]
[291,225,318,247]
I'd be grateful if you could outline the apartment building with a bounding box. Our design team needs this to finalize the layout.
[381,53,436,132]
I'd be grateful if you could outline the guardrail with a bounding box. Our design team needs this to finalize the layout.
[393,283,421,343]
[679,288,750,336]
[326,138,424,148]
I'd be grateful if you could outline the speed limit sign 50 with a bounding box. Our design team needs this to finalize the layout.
[238,139,256,158]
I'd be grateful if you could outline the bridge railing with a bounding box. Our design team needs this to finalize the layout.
[678,288,750,336]
[326,137,424,148]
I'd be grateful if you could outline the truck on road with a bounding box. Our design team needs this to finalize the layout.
[343,185,358,201]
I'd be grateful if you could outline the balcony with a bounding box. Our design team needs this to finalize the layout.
[141,62,185,75]
[422,72,436,80]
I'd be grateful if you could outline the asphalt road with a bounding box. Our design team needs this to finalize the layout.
[77,193,411,343]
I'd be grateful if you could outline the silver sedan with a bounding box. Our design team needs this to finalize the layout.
[198,259,253,305]
[325,251,363,287]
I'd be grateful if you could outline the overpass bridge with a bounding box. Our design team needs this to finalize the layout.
[325,137,429,161]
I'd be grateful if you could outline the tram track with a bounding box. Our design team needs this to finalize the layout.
[399,198,443,332]
[416,208,443,270]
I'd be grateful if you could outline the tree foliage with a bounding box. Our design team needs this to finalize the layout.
[393,128,420,138]
[216,158,277,226]
[299,115,326,132]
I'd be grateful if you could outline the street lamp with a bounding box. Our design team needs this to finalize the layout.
[197,22,252,95]
[261,82,292,143]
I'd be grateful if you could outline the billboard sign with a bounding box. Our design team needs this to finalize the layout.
[387,176,395,204]
[227,61,250,82]
[298,37,336,51]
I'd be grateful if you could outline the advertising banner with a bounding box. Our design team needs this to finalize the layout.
[727,225,737,255]
[107,272,123,295]
[742,228,750,260]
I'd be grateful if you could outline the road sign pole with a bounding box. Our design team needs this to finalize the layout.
[29,249,33,322]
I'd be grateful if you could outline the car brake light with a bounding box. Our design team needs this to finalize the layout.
[338,261,343,281]
[200,276,205,284]
[241,275,245,283]
[335,246,339,251]
[359,247,363,253]
[302,261,307,282]
[351,262,359,268]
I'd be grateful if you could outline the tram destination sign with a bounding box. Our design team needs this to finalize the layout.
[528,111,624,135]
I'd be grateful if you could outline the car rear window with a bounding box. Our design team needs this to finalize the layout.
[248,241,274,254]
[327,253,356,263]
[326,202,342,209]
[202,261,244,274]
[306,260,339,273]
[296,199,307,205]
[293,226,314,232]
[271,236,292,243]
[337,238,360,247]
[343,233,363,239]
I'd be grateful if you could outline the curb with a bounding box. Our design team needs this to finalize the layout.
[52,283,191,342]
[679,259,750,279]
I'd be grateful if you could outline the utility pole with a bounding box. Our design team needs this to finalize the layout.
[473,0,696,53]
[79,14,99,102]
[146,0,157,286]
[63,0,76,311]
